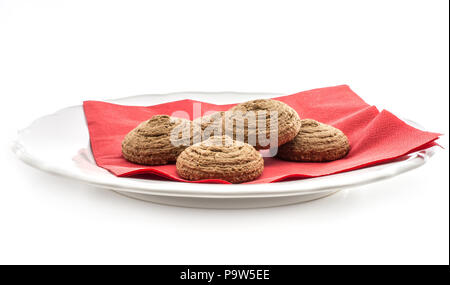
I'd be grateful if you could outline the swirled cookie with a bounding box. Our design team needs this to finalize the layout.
[276,119,350,162]
[193,111,226,140]
[225,99,301,150]
[176,135,264,183]
[122,115,198,165]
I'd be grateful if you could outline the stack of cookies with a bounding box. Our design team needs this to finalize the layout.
[122,99,350,183]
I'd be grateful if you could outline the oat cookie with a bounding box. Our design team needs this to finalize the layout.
[225,99,301,149]
[276,119,350,162]
[122,115,198,165]
[176,135,264,183]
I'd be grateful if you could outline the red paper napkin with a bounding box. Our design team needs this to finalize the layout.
[83,85,440,184]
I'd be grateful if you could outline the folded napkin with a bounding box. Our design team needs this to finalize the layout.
[83,85,440,184]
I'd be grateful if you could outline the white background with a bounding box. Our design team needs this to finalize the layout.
[0,0,448,265]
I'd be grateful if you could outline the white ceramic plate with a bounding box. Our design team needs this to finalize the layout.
[12,92,437,208]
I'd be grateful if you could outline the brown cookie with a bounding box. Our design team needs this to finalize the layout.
[276,119,350,162]
[176,135,264,183]
[225,99,301,150]
[193,111,226,139]
[122,115,199,165]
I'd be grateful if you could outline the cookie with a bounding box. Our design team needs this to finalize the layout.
[225,99,301,149]
[122,115,199,165]
[276,119,350,162]
[176,135,264,183]
[193,111,226,139]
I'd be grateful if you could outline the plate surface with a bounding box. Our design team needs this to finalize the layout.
[12,92,436,208]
